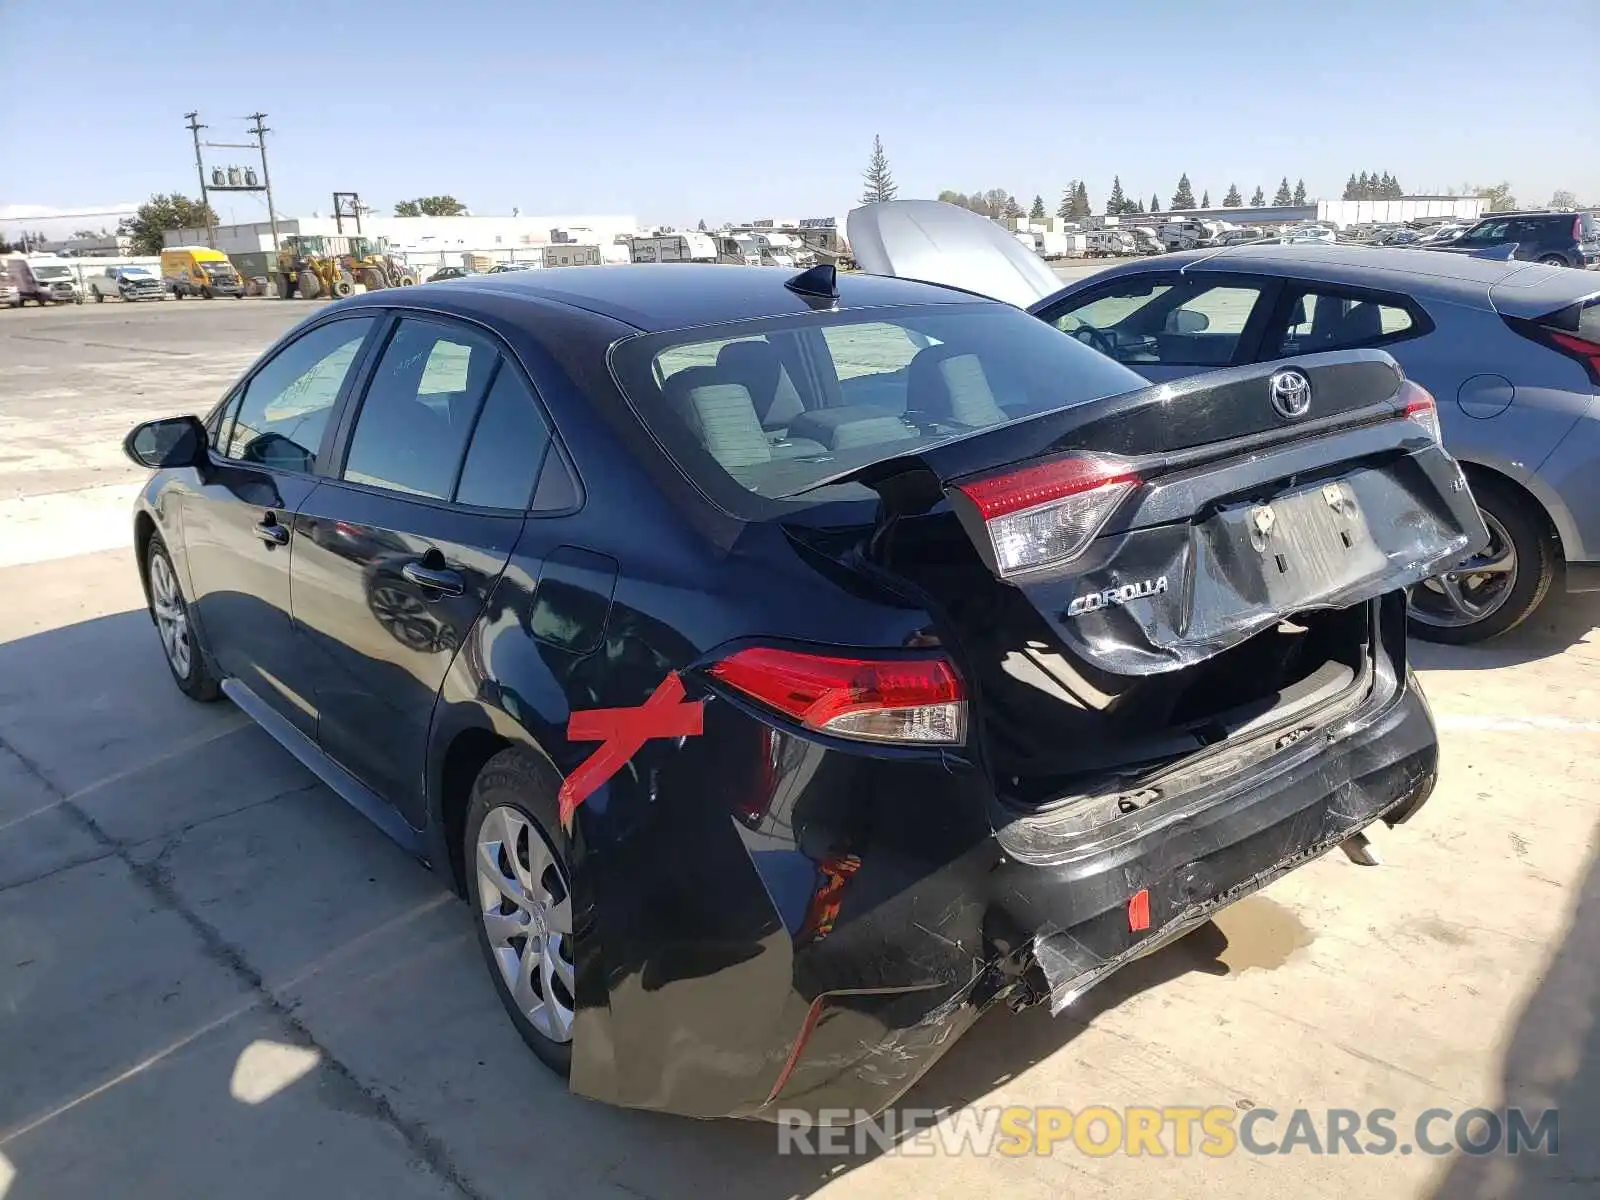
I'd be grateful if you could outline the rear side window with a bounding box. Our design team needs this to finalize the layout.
[609,302,1145,514]
[455,368,553,510]
[222,316,375,471]
[1268,287,1421,356]
[342,318,499,499]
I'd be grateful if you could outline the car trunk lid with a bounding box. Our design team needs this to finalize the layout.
[847,199,1067,308]
[799,349,1483,674]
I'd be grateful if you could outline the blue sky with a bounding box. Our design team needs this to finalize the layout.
[1,0,1594,233]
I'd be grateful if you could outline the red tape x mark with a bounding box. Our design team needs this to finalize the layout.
[559,673,705,827]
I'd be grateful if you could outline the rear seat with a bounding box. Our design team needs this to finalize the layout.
[663,367,827,466]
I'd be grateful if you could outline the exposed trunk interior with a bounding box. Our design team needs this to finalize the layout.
[865,511,1373,812]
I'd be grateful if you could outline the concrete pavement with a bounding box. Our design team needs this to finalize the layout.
[2,296,1597,1199]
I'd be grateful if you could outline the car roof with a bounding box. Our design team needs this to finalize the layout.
[1092,243,1562,309]
[413,263,983,332]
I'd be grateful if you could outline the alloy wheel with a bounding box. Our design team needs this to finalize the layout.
[149,553,193,678]
[1409,511,1518,629]
[476,805,576,1042]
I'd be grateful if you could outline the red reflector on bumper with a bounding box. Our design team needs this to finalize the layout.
[1128,889,1151,932]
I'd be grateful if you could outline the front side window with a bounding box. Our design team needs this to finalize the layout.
[1267,288,1419,357]
[609,302,1146,513]
[1457,220,1510,246]
[1050,278,1268,367]
[223,317,375,471]
[341,318,499,499]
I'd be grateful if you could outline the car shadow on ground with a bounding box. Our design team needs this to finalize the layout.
[0,605,1243,1200]
[1409,589,1600,672]
[1428,836,1600,1199]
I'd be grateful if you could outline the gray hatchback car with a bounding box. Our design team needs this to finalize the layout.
[851,201,1600,643]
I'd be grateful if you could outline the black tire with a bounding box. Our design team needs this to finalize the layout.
[1408,476,1557,644]
[93,289,105,303]
[1537,255,1567,267]
[464,747,575,1079]
[145,534,223,701]
[201,287,214,300]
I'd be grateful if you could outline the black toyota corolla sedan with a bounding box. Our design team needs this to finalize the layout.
[123,262,1484,1120]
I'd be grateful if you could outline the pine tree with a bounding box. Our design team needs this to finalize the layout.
[1250,185,1265,207]
[1171,172,1196,210]
[1074,181,1090,218]
[1356,171,1371,199]
[1224,183,1242,207]
[1150,193,1161,212]
[1200,190,1210,208]
[1130,198,1145,214]
[859,135,898,204]
[1292,178,1307,205]
[1368,170,1381,199]
[1387,173,1404,199]
[696,218,707,231]
[1005,194,1025,219]
[1057,182,1075,219]
[1106,175,1126,216]
[1030,194,1046,220]
[1343,173,1359,200]
[1273,177,1293,205]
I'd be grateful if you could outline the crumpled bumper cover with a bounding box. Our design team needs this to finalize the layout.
[754,677,1437,1118]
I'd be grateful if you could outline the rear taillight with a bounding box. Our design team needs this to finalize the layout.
[1573,216,1584,242]
[1399,379,1443,444]
[710,647,965,745]
[953,455,1139,578]
[1546,330,1600,385]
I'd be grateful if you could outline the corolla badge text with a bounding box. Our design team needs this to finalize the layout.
[1065,575,1169,618]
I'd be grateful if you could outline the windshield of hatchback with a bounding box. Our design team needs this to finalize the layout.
[609,302,1146,515]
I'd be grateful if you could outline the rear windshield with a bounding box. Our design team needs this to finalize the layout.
[608,302,1146,517]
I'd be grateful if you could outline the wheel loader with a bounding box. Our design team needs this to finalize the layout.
[274,235,416,300]
[275,235,351,300]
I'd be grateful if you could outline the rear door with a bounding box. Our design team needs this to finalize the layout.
[1032,272,1282,383]
[183,314,379,736]
[291,313,563,826]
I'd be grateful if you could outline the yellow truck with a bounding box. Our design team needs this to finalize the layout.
[160,246,245,299]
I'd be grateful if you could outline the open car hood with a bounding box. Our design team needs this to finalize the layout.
[847,200,1065,309]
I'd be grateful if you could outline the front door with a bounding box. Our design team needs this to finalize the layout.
[182,315,378,735]
[291,315,559,825]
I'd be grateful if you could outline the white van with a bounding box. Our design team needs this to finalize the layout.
[4,257,82,305]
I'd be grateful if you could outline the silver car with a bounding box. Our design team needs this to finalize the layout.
[850,201,1600,642]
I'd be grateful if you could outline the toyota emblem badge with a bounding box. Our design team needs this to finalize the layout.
[1268,368,1312,419]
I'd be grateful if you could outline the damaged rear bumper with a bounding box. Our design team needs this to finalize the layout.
[749,668,1437,1121]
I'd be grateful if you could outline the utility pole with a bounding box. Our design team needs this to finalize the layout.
[184,111,215,248]
[246,111,281,254]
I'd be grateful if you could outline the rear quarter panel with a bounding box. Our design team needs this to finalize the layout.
[1392,302,1595,560]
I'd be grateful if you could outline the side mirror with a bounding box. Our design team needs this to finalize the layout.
[1169,309,1210,334]
[123,415,208,470]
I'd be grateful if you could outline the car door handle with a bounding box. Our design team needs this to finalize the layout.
[254,515,290,546]
[402,561,465,597]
